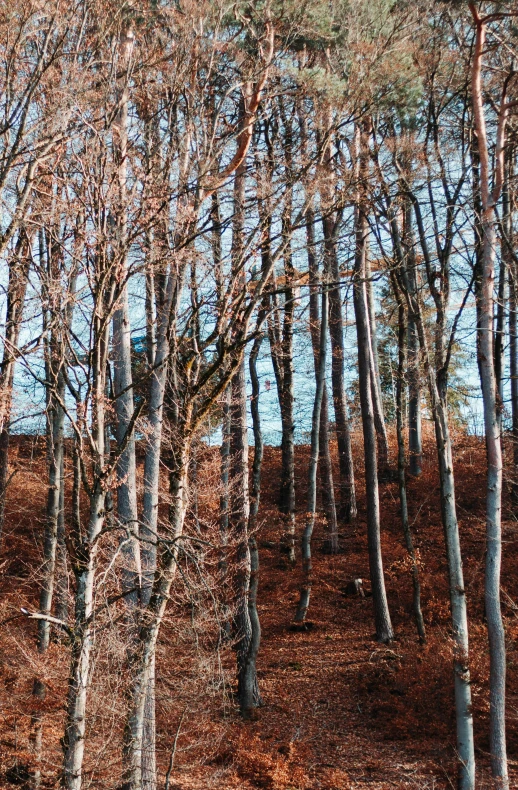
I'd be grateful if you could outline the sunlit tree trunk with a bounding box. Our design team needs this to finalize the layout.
[470,9,508,786]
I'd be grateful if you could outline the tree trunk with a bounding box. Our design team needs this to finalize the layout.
[295,285,328,622]
[311,104,357,524]
[229,357,260,716]
[393,285,426,642]
[309,218,339,552]
[353,123,393,644]
[402,202,422,477]
[124,446,190,790]
[470,11,508,786]
[55,449,69,624]
[277,226,296,554]
[366,255,389,470]
[320,210,356,525]
[113,24,140,613]
[63,485,105,790]
[504,148,518,510]
[0,233,30,542]
[229,153,260,716]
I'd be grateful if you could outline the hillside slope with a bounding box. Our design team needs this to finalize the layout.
[0,428,517,789]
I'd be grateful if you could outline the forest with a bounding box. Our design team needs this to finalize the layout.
[0,0,517,788]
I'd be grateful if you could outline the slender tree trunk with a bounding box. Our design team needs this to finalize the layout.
[0,233,30,542]
[124,445,190,790]
[311,105,356,524]
[229,154,260,716]
[249,335,264,526]
[229,357,260,716]
[320,211,356,524]
[319,389,339,553]
[295,285,328,622]
[213,188,231,618]
[470,11,508,787]
[507,151,518,509]
[55,449,69,624]
[63,486,105,790]
[113,24,140,613]
[400,276,475,787]
[366,255,389,470]
[402,202,422,477]
[277,229,296,552]
[393,285,426,642]
[436,389,475,790]
[353,123,393,644]
[309,218,339,551]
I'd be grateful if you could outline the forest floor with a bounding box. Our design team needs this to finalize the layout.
[0,426,517,789]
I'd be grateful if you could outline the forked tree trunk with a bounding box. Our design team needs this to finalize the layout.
[393,284,426,643]
[63,484,106,790]
[353,123,393,644]
[313,109,356,523]
[321,207,355,527]
[124,445,190,790]
[295,284,328,622]
[309,217,339,552]
[32,231,80,783]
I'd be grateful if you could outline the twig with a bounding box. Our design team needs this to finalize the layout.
[164,707,188,790]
